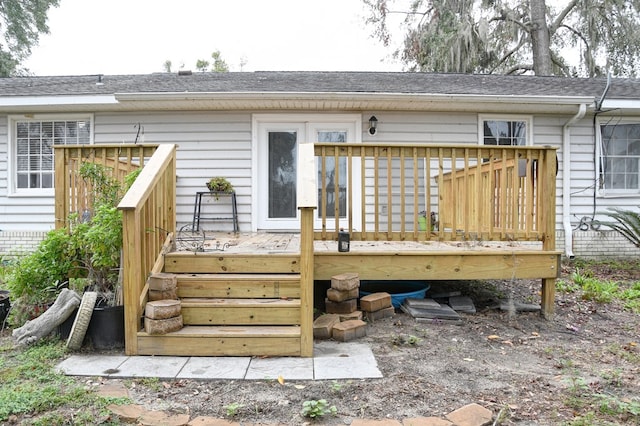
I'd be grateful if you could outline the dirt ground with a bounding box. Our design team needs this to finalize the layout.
[4,261,640,425]
[119,262,640,425]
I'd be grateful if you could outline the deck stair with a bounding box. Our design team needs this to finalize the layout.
[136,254,306,356]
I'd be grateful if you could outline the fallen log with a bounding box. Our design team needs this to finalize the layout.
[12,288,81,346]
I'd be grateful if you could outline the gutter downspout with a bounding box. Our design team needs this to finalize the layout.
[562,103,587,259]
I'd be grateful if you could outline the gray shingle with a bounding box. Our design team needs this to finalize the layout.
[0,71,638,100]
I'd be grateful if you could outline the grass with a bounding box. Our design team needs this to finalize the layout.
[0,337,130,424]
[556,259,640,313]
[551,258,640,425]
[560,367,640,425]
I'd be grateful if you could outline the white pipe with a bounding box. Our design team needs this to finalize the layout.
[562,103,587,259]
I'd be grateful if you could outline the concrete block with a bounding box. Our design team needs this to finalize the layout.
[339,311,363,322]
[145,299,181,320]
[313,314,340,339]
[327,287,359,302]
[325,297,357,314]
[147,272,177,291]
[365,306,395,322]
[331,272,360,291]
[144,315,183,335]
[332,319,366,342]
[148,288,178,301]
[360,292,392,312]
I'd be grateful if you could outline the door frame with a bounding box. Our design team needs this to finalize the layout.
[251,114,362,232]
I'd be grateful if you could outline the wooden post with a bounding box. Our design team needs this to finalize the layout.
[297,142,317,357]
[540,147,558,319]
[299,207,314,357]
[121,209,141,355]
[53,146,67,229]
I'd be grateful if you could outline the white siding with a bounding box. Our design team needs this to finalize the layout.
[94,112,253,232]
[2,109,640,258]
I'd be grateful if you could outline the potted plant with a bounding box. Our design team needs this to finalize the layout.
[5,162,139,348]
[206,176,233,194]
[66,162,140,349]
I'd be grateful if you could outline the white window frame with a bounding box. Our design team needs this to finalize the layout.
[596,117,640,197]
[477,114,533,146]
[8,114,94,197]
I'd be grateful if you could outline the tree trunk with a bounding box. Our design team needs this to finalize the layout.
[12,288,81,345]
[530,0,552,75]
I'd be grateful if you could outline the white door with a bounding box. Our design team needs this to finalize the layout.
[257,122,306,230]
[255,116,361,231]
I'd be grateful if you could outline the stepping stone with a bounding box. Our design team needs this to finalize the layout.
[401,300,461,322]
[449,296,476,314]
[404,298,441,309]
[430,290,462,299]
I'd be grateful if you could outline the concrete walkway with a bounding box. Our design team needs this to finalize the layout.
[56,340,383,380]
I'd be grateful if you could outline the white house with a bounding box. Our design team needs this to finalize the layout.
[1,71,639,259]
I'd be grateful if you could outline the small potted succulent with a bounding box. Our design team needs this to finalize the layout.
[206,177,233,196]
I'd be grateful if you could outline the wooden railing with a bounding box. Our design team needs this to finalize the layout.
[118,144,177,355]
[54,144,158,229]
[314,143,557,247]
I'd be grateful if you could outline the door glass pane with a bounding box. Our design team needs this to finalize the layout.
[317,131,347,218]
[268,131,297,218]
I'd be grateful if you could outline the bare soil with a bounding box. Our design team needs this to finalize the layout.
[118,262,640,425]
[4,261,640,425]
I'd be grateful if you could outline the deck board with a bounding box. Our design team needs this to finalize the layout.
[185,231,545,255]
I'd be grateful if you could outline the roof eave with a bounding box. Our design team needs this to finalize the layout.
[115,91,594,105]
[114,91,596,113]
[0,91,596,114]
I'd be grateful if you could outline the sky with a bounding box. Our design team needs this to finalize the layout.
[25,0,405,76]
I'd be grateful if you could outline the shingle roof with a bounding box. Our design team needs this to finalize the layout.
[1,71,638,100]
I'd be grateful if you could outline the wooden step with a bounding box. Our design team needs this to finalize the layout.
[164,252,300,274]
[181,298,301,325]
[177,273,300,298]
[136,325,302,356]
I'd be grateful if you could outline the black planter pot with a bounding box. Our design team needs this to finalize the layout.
[86,304,125,350]
[0,290,10,328]
[58,307,78,339]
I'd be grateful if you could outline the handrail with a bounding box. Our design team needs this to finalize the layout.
[118,144,177,355]
[314,143,557,245]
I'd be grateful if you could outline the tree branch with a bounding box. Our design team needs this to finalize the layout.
[550,52,572,77]
[489,36,527,74]
[504,64,534,75]
[557,24,595,75]
[549,0,578,35]
[489,12,530,33]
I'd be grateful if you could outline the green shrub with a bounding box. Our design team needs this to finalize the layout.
[5,163,140,325]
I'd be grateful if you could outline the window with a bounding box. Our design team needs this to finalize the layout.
[480,116,531,146]
[599,121,640,193]
[10,116,91,193]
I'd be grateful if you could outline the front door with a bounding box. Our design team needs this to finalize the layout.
[255,116,360,231]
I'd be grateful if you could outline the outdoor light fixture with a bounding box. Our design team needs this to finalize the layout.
[368,116,378,135]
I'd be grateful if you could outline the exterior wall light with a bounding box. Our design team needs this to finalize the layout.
[368,116,378,135]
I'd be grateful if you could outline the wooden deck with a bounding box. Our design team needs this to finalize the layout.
[55,143,560,357]
[173,230,559,295]
[184,231,545,254]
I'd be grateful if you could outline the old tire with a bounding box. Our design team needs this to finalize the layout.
[66,292,97,350]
